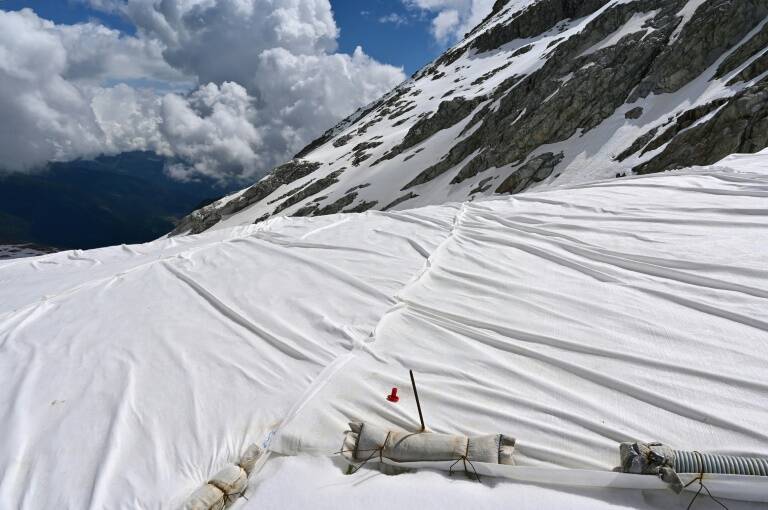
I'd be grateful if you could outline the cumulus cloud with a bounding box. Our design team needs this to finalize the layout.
[432,10,461,43]
[106,0,405,177]
[404,0,495,44]
[54,19,186,83]
[0,1,405,183]
[161,82,263,182]
[379,13,410,27]
[0,9,137,170]
[90,84,169,154]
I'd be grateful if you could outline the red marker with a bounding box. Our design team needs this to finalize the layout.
[386,387,399,402]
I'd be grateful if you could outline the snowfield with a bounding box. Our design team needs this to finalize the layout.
[1,153,767,509]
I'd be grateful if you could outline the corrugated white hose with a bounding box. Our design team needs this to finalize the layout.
[675,451,768,476]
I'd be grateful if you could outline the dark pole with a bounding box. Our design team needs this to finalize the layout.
[410,369,426,432]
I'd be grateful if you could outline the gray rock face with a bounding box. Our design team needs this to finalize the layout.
[642,99,729,154]
[344,200,378,213]
[170,159,320,235]
[272,169,345,214]
[615,126,661,162]
[631,0,768,98]
[469,177,495,195]
[471,0,611,53]
[625,107,644,119]
[715,21,768,79]
[618,99,729,162]
[407,0,768,193]
[351,140,383,166]
[383,192,419,211]
[727,52,768,86]
[376,96,484,166]
[496,152,565,194]
[635,80,768,174]
[409,0,688,189]
[315,193,358,215]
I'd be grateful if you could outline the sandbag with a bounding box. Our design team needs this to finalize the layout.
[618,442,682,493]
[342,422,515,466]
[181,444,264,510]
[238,444,265,475]
[209,465,247,498]
[184,485,226,510]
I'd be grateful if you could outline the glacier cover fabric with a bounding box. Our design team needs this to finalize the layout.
[1,155,767,508]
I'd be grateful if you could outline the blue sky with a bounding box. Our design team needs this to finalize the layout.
[1,0,446,75]
[1,0,136,33]
[331,0,448,75]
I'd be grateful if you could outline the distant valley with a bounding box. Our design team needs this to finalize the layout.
[0,152,237,250]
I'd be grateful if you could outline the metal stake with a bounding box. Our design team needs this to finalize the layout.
[410,369,426,432]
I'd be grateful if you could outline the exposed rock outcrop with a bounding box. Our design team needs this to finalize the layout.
[631,0,768,98]
[383,192,419,211]
[635,80,768,174]
[496,152,564,194]
[170,159,320,235]
[375,96,485,165]
[406,0,690,190]
[471,0,611,53]
[273,169,345,214]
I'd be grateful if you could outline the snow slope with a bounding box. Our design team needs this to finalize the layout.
[172,0,768,235]
[1,153,767,508]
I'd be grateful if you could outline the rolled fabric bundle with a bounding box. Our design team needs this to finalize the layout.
[238,444,265,476]
[183,485,226,510]
[208,465,247,499]
[342,422,516,467]
[182,444,264,510]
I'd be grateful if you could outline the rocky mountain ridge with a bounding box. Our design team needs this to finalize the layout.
[172,0,768,235]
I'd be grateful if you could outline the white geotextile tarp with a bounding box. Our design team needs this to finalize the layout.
[244,455,767,510]
[0,206,459,509]
[1,160,768,508]
[271,166,768,502]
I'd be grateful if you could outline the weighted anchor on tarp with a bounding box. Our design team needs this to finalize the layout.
[618,441,768,508]
[618,441,768,491]
[182,444,265,510]
[341,422,516,474]
[342,369,516,479]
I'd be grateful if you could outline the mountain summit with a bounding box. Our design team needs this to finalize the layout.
[172,0,768,235]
